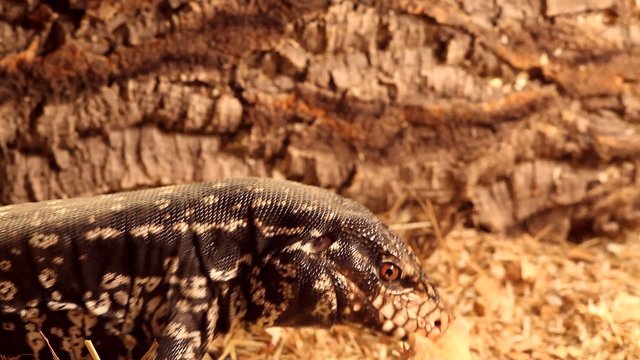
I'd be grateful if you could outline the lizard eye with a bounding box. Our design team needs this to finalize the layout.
[380,262,402,281]
[311,235,333,252]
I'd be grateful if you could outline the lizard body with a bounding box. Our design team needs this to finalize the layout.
[0,177,448,359]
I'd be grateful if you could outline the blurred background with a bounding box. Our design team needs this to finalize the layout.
[1,0,639,358]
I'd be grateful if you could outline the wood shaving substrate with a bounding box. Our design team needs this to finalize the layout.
[208,227,640,359]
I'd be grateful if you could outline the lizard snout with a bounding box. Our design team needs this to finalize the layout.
[418,309,451,341]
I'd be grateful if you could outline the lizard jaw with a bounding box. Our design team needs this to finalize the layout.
[371,291,450,340]
[329,270,449,340]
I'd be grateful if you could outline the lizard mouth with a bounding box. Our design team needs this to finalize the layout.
[370,289,451,341]
[330,270,450,340]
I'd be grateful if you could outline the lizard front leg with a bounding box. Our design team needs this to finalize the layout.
[154,313,205,359]
[147,297,218,360]
[144,266,219,360]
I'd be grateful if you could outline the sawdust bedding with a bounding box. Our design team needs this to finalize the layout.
[210,224,640,359]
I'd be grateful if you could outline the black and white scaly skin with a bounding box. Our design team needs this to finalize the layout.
[0,177,449,359]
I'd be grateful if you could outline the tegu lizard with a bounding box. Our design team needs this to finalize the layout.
[0,177,449,359]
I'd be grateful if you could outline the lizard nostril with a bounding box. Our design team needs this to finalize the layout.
[434,319,442,328]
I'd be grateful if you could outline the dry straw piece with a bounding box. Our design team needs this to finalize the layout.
[84,340,101,360]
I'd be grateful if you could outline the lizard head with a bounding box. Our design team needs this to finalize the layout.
[238,179,449,341]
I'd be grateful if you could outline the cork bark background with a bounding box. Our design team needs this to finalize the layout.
[1,0,639,241]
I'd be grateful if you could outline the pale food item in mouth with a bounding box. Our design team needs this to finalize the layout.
[410,317,471,360]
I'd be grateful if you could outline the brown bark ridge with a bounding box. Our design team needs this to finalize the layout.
[1,0,639,241]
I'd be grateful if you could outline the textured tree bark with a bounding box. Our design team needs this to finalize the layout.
[1,0,639,241]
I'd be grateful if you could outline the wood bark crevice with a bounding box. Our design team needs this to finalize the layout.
[1,0,639,241]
